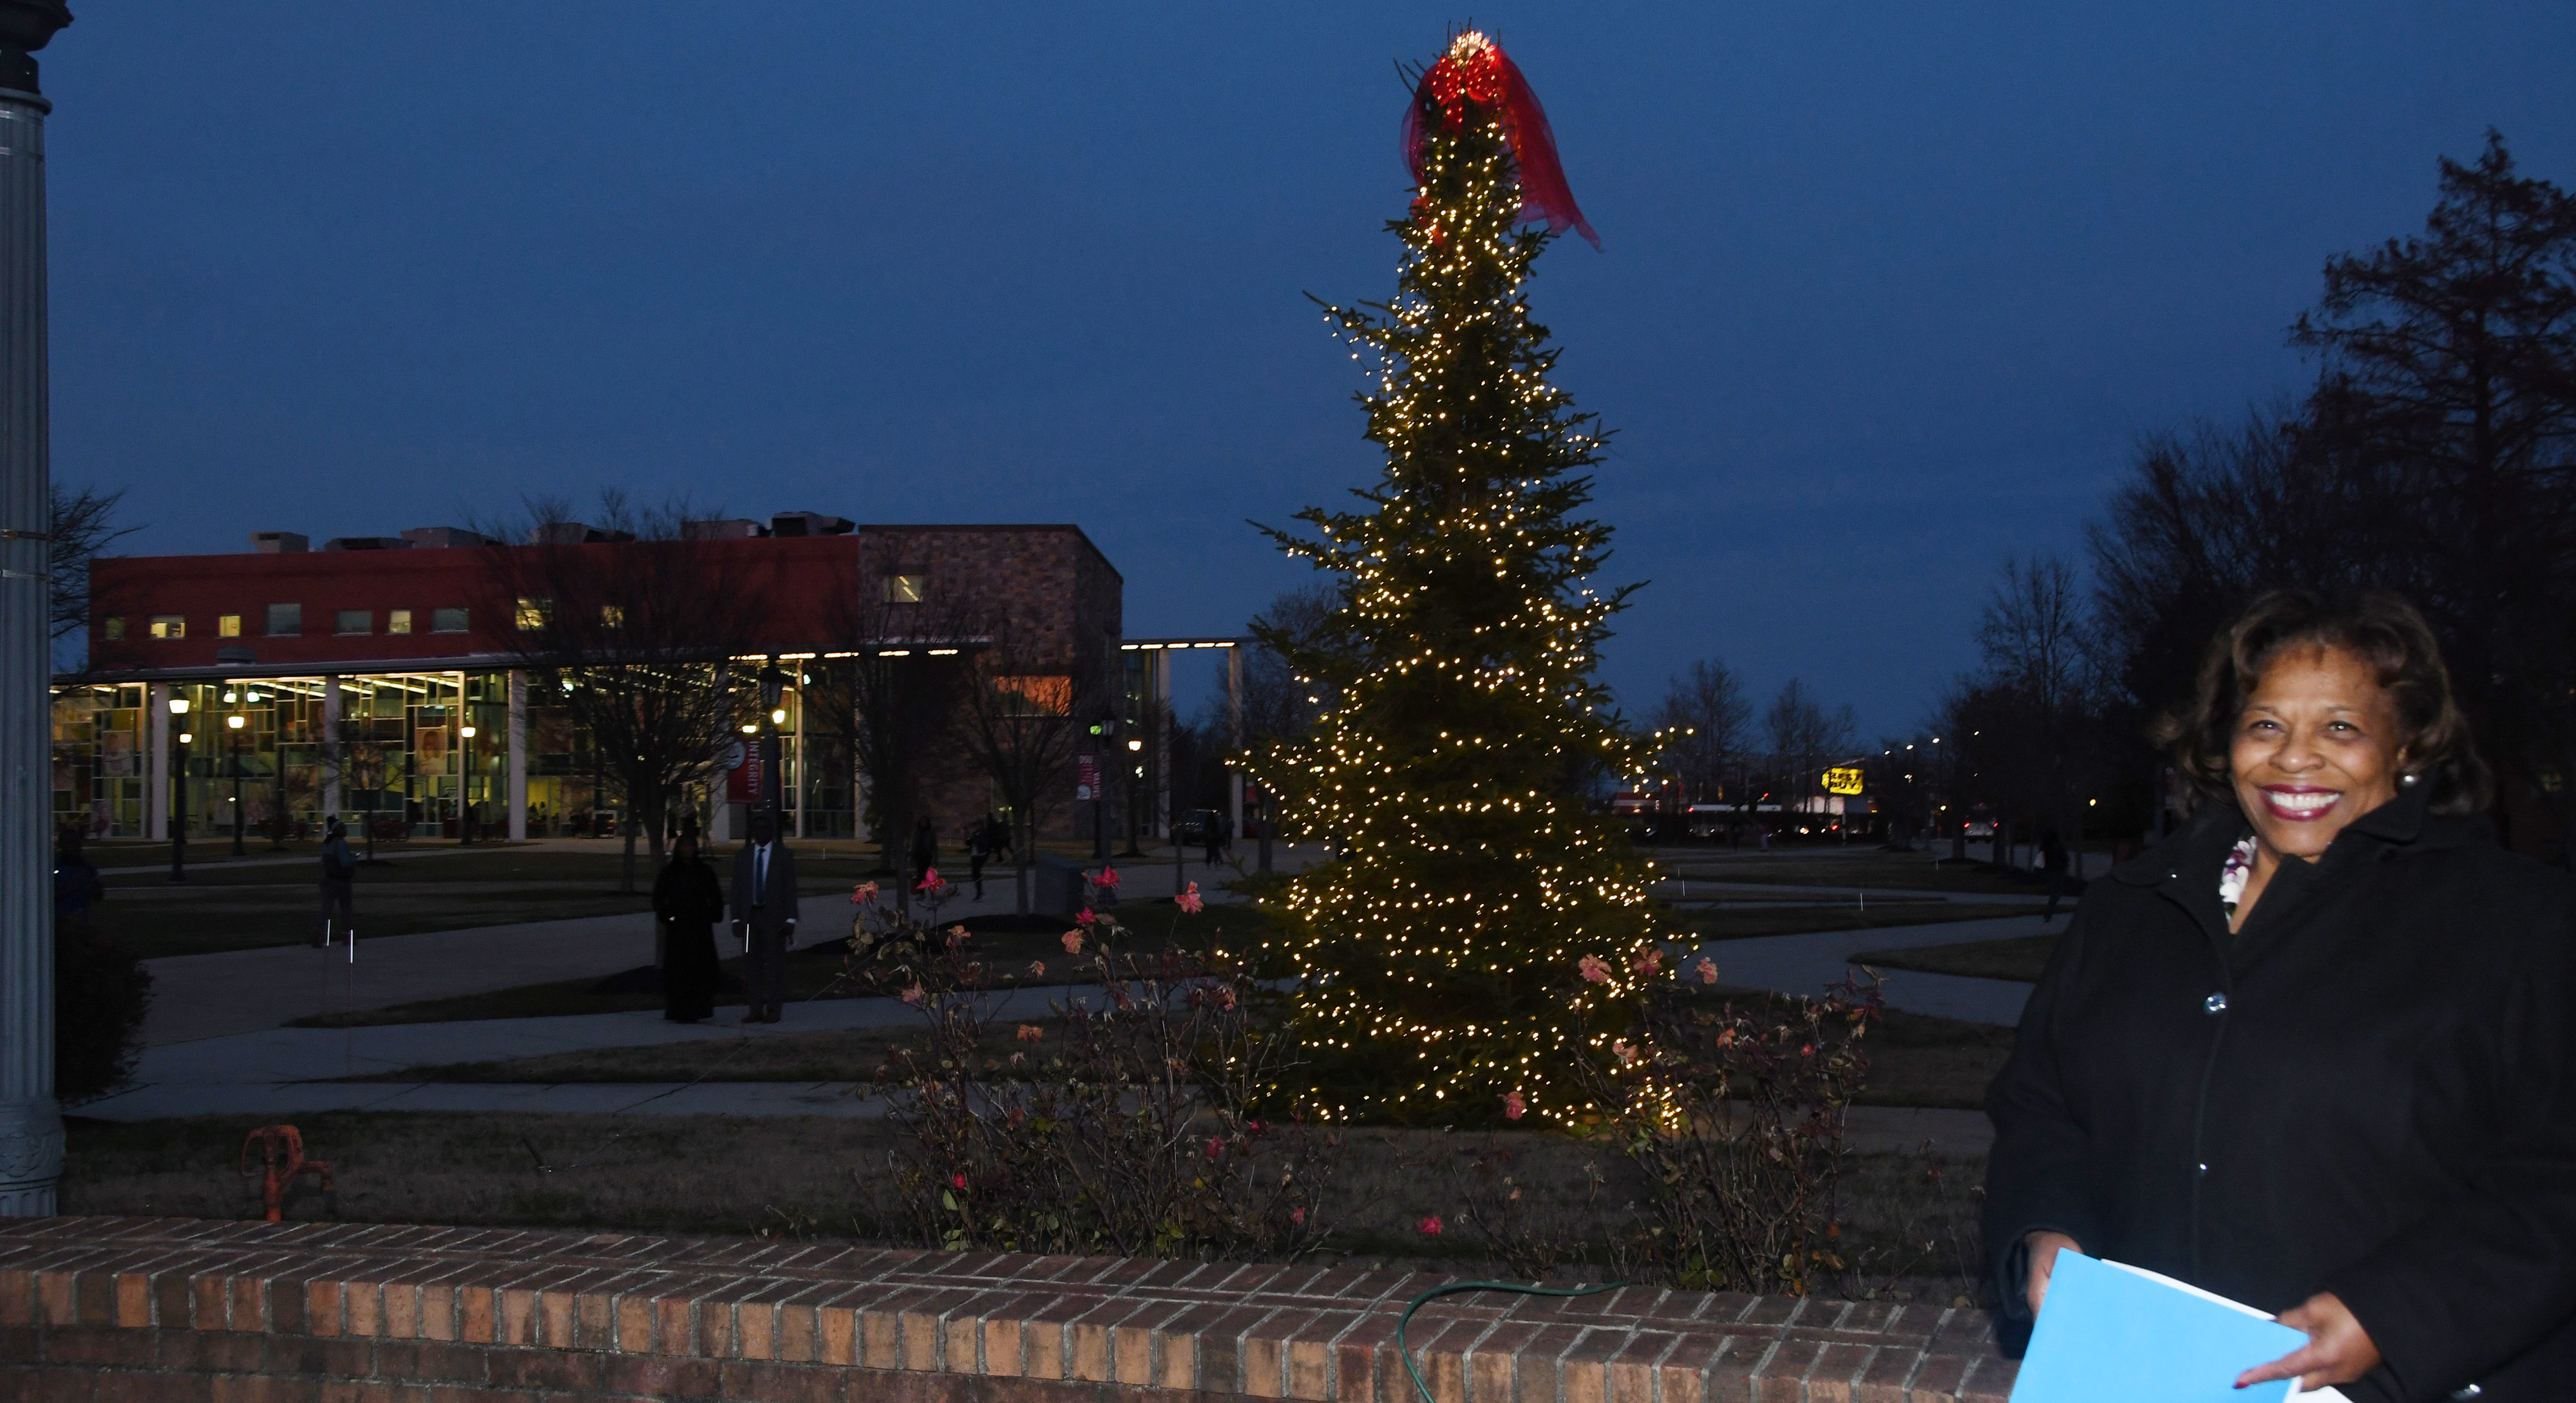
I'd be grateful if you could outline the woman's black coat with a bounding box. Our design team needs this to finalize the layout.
[1984,784,2576,1402]
[653,857,726,1022]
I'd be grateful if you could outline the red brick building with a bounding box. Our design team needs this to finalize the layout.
[53,514,1127,843]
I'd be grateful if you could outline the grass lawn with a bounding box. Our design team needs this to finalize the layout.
[1650,849,2060,897]
[1851,934,2059,984]
[285,902,1285,1028]
[1675,901,2035,942]
[97,842,1245,961]
[328,986,2011,1112]
[58,1111,1985,1300]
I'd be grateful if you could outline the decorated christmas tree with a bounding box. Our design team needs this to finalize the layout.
[1251,32,1665,1128]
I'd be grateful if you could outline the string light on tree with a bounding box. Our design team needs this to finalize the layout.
[1248,31,1661,1128]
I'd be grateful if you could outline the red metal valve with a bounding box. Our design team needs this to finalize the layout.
[238,1124,336,1224]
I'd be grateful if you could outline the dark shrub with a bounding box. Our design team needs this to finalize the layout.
[56,923,153,1102]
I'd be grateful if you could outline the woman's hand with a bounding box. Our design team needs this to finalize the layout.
[2023,1230,2082,1319]
[2235,1292,2382,1391]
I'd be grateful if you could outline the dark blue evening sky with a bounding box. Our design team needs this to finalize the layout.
[38,3,2576,731]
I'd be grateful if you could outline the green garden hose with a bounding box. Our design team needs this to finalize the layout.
[1396,1280,1627,1403]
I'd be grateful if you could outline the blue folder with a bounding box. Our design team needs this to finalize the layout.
[2009,1251,2316,1402]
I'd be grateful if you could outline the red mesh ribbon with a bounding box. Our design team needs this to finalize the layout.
[1403,33,1600,250]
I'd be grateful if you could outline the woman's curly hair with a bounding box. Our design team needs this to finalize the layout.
[2154,589,2491,817]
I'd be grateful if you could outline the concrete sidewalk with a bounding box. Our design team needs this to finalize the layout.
[1687,914,2042,1026]
[86,984,1080,1121]
[139,844,1329,1046]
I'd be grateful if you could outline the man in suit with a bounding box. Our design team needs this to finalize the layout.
[730,813,799,1023]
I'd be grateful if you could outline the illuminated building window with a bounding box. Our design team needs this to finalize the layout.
[265,603,301,637]
[884,574,927,604]
[600,605,625,628]
[218,614,242,637]
[336,610,372,636]
[515,598,551,630]
[388,610,413,634]
[995,675,1072,715]
[432,607,469,633]
[100,617,123,640]
[149,616,185,639]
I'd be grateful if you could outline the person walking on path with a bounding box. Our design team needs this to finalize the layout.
[730,814,799,1024]
[654,829,725,1024]
[1203,813,1227,869]
[966,819,990,900]
[317,818,357,948]
[909,815,938,892]
[2039,829,2070,923]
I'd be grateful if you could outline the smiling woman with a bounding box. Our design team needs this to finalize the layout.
[1984,590,2576,1402]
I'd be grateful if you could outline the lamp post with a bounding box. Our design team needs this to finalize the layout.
[758,660,786,836]
[1121,736,1146,858]
[459,719,477,846]
[167,696,190,882]
[0,0,75,1218]
[226,712,247,857]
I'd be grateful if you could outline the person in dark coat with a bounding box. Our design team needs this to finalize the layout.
[53,827,104,930]
[654,831,724,1024]
[317,817,357,947]
[909,815,938,890]
[2038,829,2069,923]
[730,813,799,1023]
[1984,589,2576,1400]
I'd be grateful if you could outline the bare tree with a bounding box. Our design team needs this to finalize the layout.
[1651,658,1752,807]
[808,565,983,907]
[1763,679,1858,823]
[1973,554,2108,856]
[951,635,1104,914]
[477,494,766,894]
[48,484,138,680]
[1238,585,1340,748]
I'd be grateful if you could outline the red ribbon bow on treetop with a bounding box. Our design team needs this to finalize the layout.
[1403,31,1600,249]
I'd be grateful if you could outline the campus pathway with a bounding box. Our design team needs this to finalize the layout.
[138,845,1331,1046]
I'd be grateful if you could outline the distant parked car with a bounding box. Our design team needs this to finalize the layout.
[1962,810,1996,839]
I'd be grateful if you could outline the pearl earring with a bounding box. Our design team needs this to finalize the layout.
[2400,772,2419,787]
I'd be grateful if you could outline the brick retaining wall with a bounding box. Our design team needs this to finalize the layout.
[0,1218,2016,1402]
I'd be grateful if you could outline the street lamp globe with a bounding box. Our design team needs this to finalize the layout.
[225,714,244,730]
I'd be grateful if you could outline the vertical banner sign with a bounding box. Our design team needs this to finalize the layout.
[726,740,764,803]
[1076,753,1099,802]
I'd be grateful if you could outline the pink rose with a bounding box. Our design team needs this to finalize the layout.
[1611,1039,1639,1066]
[850,881,878,904]
[1695,957,1719,986]
[1630,948,1663,976]
[1417,1216,1443,1236]
[900,984,925,1006]
[1096,866,1121,889]
[1016,1024,1043,1042]
[1291,1207,1306,1225]
[1075,909,1098,927]
[952,1174,968,1190]
[1061,931,1084,954]
[1577,955,1610,983]
[1177,881,1204,914]
[915,867,942,892]
[1028,960,1046,977]
[1502,1091,1526,1121]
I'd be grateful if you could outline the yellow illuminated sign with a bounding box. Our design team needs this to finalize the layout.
[1822,766,1865,796]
